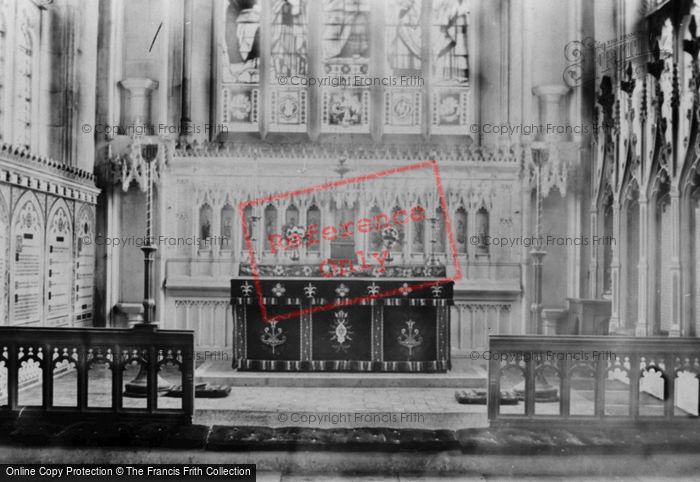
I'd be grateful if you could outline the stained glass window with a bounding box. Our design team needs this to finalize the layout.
[271,0,307,78]
[224,0,261,84]
[321,0,372,137]
[432,0,469,83]
[15,28,32,149]
[322,0,370,76]
[386,0,421,75]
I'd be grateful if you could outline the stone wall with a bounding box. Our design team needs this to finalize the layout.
[0,145,99,327]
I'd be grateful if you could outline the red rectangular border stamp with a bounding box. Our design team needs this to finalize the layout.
[238,160,462,323]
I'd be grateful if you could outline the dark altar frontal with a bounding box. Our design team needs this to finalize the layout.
[230,275,453,372]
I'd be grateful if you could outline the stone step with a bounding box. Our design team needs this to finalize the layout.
[195,361,487,388]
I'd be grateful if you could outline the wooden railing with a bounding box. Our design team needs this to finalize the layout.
[0,324,194,424]
[488,335,700,425]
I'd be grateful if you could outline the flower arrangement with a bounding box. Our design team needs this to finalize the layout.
[284,225,306,247]
[381,226,400,263]
[381,226,400,247]
[284,224,306,261]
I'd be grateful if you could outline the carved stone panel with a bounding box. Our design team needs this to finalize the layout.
[11,195,44,326]
[75,205,95,326]
[46,201,73,327]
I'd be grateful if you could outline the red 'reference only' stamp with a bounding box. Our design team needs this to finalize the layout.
[238,160,462,323]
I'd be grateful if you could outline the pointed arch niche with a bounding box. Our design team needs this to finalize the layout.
[10,193,44,326]
[45,200,73,327]
[75,205,95,326]
[651,176,672,335]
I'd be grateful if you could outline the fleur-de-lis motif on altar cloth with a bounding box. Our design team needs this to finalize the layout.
[261,321,286,354]
[398,320,423,358]
[303,283,317,298]
[399,282,412,296]
[271,283,286,297]
[335,283,350,298]
[367,283,380,295]
[241,281,253,296]
[431,285,443,297]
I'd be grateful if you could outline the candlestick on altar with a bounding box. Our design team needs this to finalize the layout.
[426,216,442,268]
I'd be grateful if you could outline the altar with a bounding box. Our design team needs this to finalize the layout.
[230,266,453,372]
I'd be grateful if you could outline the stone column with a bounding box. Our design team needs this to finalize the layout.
[119,77,159,133]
